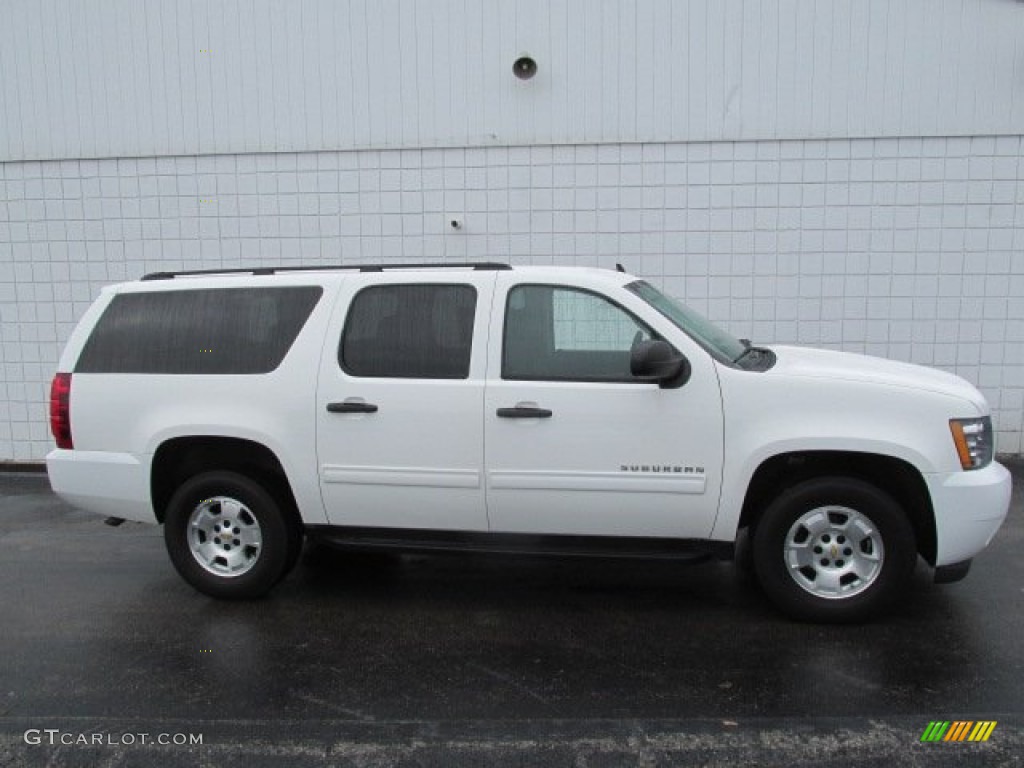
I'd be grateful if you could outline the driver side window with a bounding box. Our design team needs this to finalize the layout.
[503,285,656,382]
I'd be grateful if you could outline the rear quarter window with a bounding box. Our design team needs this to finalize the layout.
[75,286,323,374]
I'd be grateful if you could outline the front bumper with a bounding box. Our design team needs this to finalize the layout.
[46,449,157,524]
[926,460,1011,567]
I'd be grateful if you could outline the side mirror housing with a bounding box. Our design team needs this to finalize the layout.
[630,340,690,389]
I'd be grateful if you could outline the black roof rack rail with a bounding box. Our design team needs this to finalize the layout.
[141,262,512,281]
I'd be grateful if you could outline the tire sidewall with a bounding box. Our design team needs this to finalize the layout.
[752,477,917,623]
[164,471,290,599]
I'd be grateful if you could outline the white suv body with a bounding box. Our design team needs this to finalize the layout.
[46,264,1011,621]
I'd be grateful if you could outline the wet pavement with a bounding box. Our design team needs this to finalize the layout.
[0,465,1021,766]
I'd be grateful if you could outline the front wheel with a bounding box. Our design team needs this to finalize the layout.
[164,471,294,599]
[752,477,917,622]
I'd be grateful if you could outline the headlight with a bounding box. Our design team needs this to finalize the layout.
[949,416,993,470]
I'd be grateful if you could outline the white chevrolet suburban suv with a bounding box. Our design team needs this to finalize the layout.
[46,263,1011,622]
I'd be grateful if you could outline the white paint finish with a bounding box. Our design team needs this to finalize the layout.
[3,0,1024,162]
[321,466,482,489]
[46,263,1009,573]
[315,271,497,531]
[45,448,155,523]
[486,471,707,495]
[708,348,993,543]
[926,460,1012,565]
[483,270,725,538]
[768,344,987,411]
[46,273,345,524]
[2,134,1024,462]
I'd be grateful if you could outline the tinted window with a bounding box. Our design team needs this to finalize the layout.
[76,286,323,374]
[503,285,658,382]
[340,284,477,379]
[626,280,746,364]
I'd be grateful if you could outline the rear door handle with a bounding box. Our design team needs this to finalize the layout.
[327,401,379,414]
[496,406,552,419]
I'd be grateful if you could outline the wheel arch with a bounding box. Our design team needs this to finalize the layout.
[737,450,937,566]
[151,436,302,533]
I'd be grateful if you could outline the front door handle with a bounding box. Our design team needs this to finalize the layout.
[496,406,552,419]
[327,401,379,414]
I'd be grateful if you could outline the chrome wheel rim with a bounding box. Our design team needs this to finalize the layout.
[187,496,262,578]
[784,506,884,599]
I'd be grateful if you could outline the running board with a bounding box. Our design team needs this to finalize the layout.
[305,526,734,563]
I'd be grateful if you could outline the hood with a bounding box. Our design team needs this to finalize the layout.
[766,345,987,412]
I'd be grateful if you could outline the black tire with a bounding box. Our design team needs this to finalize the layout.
[276,495,303,585]
[732,526,758,585]
[752,476,917,623]
[279,505,305,584]
[733,526,755,573]
[164,471,293,599]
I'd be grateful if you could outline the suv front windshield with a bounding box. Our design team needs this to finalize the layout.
[626,280,747,365]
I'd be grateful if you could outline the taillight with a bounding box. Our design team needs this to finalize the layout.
[49,372,73,449]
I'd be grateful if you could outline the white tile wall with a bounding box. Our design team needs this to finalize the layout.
[1,135,1023,460]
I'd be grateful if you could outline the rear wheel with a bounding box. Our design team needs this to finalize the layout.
[164,471,294,599]
[752,476,917,622]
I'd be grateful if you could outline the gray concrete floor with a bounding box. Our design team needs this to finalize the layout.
[0,465,1021,767]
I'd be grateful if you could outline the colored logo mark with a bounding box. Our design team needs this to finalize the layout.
[920,721,997,742]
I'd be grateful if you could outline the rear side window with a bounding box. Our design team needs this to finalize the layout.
[76,286,323,374]
[340,284,476,379]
